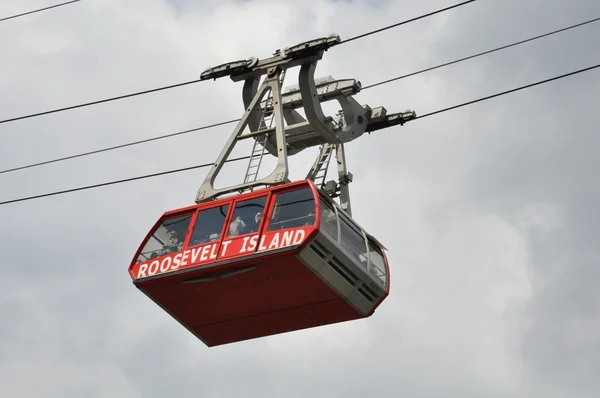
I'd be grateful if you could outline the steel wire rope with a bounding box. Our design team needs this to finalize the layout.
[1,15,598,176]
[361,15,600,90]
[340,0,476,43]
[0,0,475,126]
[0,0,81,22]
[1,62,598,206]
[0,119,240,175]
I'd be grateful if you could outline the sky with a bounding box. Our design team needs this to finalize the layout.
[0,0,599,397]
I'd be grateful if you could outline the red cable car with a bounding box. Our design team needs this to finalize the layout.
[128,35,415,347]
[129,179,389,346]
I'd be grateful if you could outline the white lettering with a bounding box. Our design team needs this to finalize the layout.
[209,243,218,259]
[160,256,172,273]
[191,247,202,263]
[268,232,280,249]
[240,236,250,253]
[200,245,211,261]
[221,240,231,256]
[180,250,190,267]
[171,253,182,270]
[281,230,294,247]
[257,229,308,252]
[293,229,306,245]
[247,235,258,251]
[148,260,160,276]
[135,229,311,280]
[137,263,148,278]
[258,235,267,251]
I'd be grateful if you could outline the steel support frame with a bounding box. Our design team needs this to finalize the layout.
[195,67,289,203]
[196,35,347,203]
[194,33,417,211]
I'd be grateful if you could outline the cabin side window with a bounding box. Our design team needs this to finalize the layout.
[226,196,268,237]
[189,204,230,247]
[136,213,192,263]
[337,211,369,267]
[319,197,338,239]
[267,187,315,231]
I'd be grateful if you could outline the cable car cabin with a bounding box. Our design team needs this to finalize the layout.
[128,179,390,347]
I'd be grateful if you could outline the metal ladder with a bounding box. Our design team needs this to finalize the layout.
[243,70,287,188]
[308,143,335,190]
[243,128,269,185]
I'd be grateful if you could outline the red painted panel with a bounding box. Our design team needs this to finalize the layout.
[141,250,307,308]
[195,299,363,347]
[166,261,339,326]
[138,250,366,346]
[140,248,334,319]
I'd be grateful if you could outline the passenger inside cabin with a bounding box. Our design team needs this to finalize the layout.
[162,230,180,254]
[250,212,262,233]
[229,216,246,236]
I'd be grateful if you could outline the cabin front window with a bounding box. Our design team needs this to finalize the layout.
[366,241,387,285]
[267,187,315,231]
[189,204,230,247]
[226,196,268,237]
[137,214,192,263]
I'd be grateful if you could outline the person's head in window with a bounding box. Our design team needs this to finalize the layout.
[255,212,262,224]
[168,230,178,244]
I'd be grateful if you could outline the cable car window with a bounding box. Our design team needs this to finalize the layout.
[267,187,315,231]
[319,197,337,239]
[226,196,268,237]
[338,211,367,267]
[137,213,192,263]
[367,241,387,285]
[189,204,230,247]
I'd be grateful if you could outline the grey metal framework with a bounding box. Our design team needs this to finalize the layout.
[195,33,416,216]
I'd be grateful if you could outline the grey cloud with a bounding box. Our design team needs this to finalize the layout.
[0,0,598,397]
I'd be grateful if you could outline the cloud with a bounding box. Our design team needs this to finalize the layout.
[0,0,599,396]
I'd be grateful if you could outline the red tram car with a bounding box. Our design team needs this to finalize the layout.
[128,180,389,347]
[127,34,415,347]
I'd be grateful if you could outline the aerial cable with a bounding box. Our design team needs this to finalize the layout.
[0,0,82,22]
[340,0,476,43]
[414,63,600,119]
[0,119,239,175]
[1,61,598,206]
[0,80,203,125]
[0,155,252,206]
[0,0,475,126]
[1,15,597,176]
[362,15,600,90]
